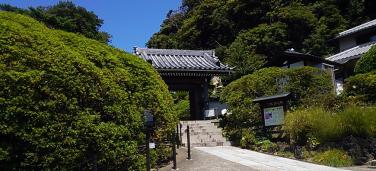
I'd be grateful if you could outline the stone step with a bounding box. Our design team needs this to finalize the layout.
[183,130,222,134]
[182,141,231,147]
[183,126,219,130]
[181,120,217,124]
[179,119,230,147]
[181,125,218,130]
[186,139,228,144]
[184,135,227,142]
[189,130,222,134]
[181,134,225,140]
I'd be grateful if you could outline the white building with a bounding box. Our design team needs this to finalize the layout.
[326,19,376,94]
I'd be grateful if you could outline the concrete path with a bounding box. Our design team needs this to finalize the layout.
[159,146,354,171]
[195,146,351,171]
[158,147,254,171]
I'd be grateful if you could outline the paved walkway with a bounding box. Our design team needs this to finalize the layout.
[196,146,350,171]
[159,146,352,171]
[158,147,253,171]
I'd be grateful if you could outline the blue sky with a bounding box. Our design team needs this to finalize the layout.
[0,0,182,52]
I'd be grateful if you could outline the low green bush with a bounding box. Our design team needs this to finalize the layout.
[284,106,376,145]
[154,144,172,166]
[240,129,257,149]
[256,139,279,153]
[275,151,295,158]
[284,107,343,145]
[344,72,376,102]
[339,106,376,138]
[312,149,353,167]
[239,129,279,153]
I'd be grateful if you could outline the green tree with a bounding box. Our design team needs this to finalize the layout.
[224,22,288,80]
[176,0,235,49]
[224,40,266,81]
[0,4,28,14]
[268,2,317,51]
[355,45,376,74]
[303,1,347,55]
[148,0,371,79]
[147,10,184,49]
[0,11,176,170]
[220,67,333,142]
[0,1,111,43]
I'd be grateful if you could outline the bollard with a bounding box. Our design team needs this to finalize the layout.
[179,123,182,146]
[176,124,180,149]
[172,131,177,170]
[146,130,151,171]
[187,125,191,160]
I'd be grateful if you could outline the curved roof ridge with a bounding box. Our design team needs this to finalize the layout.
[136,47,214,56]
[134,47,232,75]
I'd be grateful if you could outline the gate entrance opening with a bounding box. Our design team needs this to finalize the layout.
[135,48,232,120]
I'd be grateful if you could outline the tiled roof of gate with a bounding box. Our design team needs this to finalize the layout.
[326,41,376,64]
[134,48,232,73]
[336,19,376,39]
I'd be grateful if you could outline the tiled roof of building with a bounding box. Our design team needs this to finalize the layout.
[134,48,232,76]
[326,41,376,64]
[336,19,376,39]
[284,50,339,66]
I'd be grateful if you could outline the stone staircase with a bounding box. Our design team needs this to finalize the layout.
[180,120,231,147]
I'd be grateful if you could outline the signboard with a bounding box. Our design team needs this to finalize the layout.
[204,109,215,117]
[149,143,155,149]
[263,106,284,126]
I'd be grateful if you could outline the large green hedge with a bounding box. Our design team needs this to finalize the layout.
[0,12,177,170]
[220,67,333,142]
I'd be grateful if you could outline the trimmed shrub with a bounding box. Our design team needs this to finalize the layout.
[344,72,376,102]
[355,45,376,74]
[0,12,177,170]
[220,67,333,142]
[312,149,353,167]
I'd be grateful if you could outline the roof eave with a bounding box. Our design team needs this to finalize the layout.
[157,68,233,73]
[283,51,340,66]
[334,26,376,40]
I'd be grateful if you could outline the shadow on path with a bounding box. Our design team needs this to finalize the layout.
[158,147,254,171]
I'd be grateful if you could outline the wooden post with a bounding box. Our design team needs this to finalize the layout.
[176,124,180,149]
[260,103,267,134]
[172,131,177,170]
[187,125,191,160]
[146,129,151,171]
[179,123,182,146]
